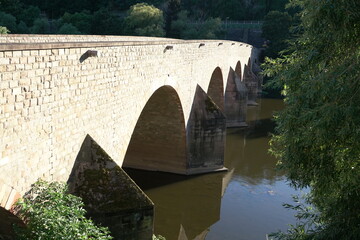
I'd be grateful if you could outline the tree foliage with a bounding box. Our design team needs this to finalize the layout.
[171,10,222,39]
[164,0,181,37]
[57,23,81,35]
[60,11,93,34]
[14,180,113,240]
[262,11,293,58]
[0,25,9,34]
[124,3,165,37]
[0,11,17,33]
[0,0,293,37]
[30,17,50,34]
[264,0,360,239]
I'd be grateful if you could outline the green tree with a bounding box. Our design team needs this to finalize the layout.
[0,0,23,19]
[211,0,246,21]
[264,0,360,239]
[262,11,293,58]
[30,17,50,33]
[14,180,112,239]
[115,0,164,11]
[17,21,30,33]
[164,0,181,37]
[61,11,93,34]
[57,23,81,34]
[171,10,222,39]
[91,8,123,35]
[124,3,165,37]
[17,5,41,26]
[0,11,17,33]
[0,25,9,34]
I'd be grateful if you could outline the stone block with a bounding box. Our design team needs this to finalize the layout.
[12,87,21,95]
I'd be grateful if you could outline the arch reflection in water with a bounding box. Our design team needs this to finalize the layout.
[125,169,223,240]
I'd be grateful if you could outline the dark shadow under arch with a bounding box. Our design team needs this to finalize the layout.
[207,67,224,111]
[235,61,242,81]
[123,86,187,174]
[0,207,24,239]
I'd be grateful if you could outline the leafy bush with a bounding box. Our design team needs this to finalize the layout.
[153,235,166,240]
[0,26,9,34]
[14,180,112,240]
[269,194,323,240]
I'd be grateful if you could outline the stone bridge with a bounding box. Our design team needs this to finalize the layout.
[0,35,260,220]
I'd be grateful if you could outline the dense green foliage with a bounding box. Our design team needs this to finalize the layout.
[181,0,288,20]
[14,180,113,239]
[0,25,9,34]
[269,194,323,240]
[261,7,297,98]
[0,0,288,38]
[171,10,222,39]
[124,3,165,37]
[262,11,293,58]
[264,0,360,239]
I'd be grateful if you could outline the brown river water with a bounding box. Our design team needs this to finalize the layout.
[126,98,305,240]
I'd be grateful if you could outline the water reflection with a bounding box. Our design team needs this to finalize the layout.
[125,169,223,239]
[126,98,302,240]
[207,98,299,240]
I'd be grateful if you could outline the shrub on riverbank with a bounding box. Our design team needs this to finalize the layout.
[14,180,112,239]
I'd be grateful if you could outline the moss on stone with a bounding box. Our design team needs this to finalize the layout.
[70,137,153,214]
[205,98,218,113]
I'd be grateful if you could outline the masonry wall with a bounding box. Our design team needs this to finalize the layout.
[0,35,256,202]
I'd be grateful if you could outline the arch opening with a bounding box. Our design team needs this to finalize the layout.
[123,86,187,174]
[207,67,224,111]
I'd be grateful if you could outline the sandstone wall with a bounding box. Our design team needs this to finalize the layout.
[0,35,256,206]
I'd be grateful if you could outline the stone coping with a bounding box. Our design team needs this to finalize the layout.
[0,34,252,51]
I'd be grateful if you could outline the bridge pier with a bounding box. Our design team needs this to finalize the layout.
[252,61,263,96]
[244,61,259,106]
[68,135,154,240]
[225,68,248,128]
[186,85,227,174]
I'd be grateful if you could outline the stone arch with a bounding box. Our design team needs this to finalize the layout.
[235,61,242,81]
[123,85,187,174]
[0,181,24,239]
[207,67,224,111]
[0,181,21,211]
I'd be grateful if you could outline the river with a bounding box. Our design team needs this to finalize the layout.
[126,98,304,240]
